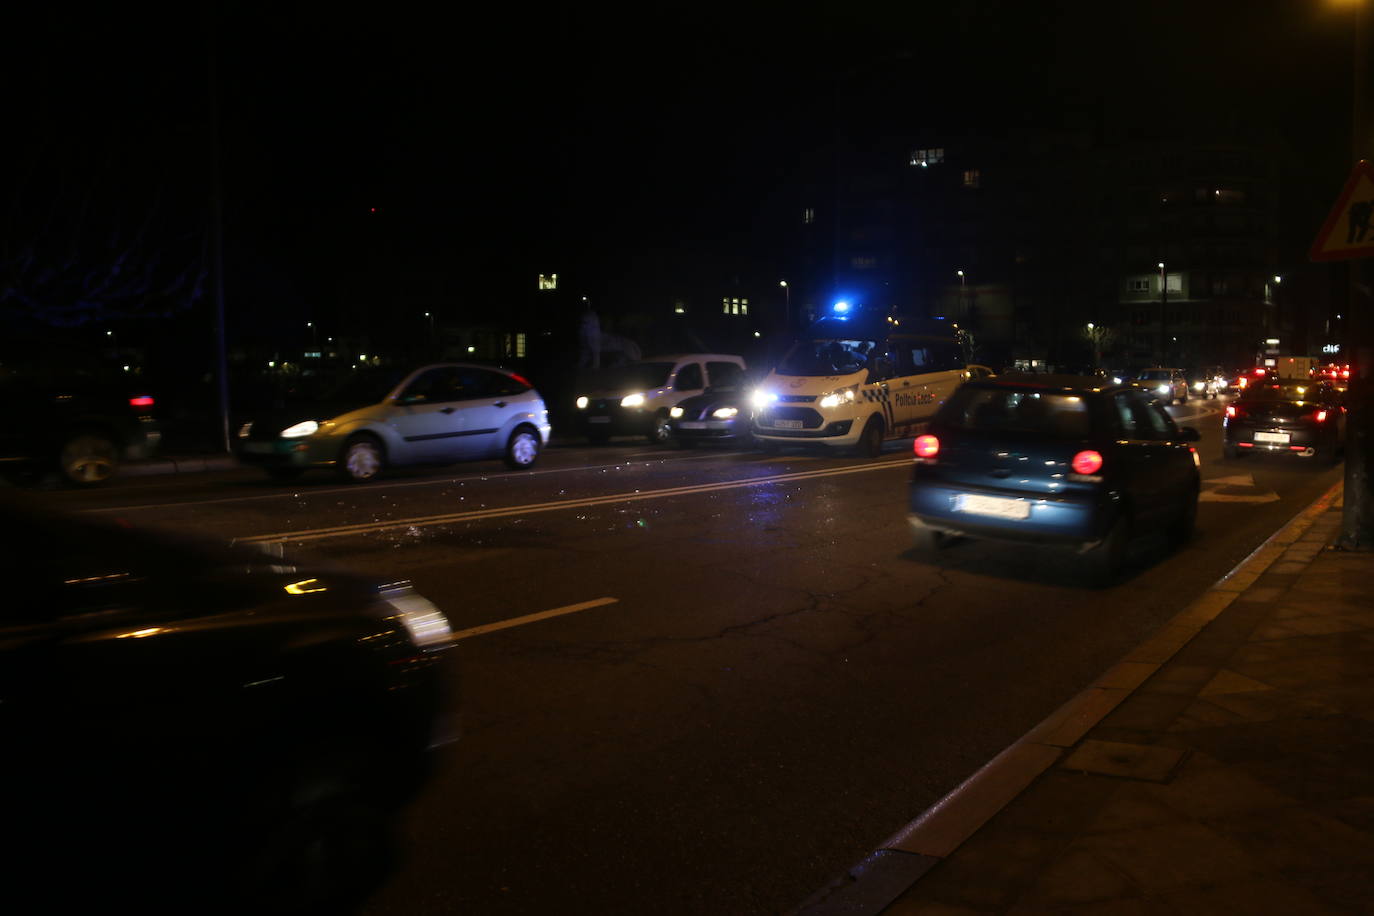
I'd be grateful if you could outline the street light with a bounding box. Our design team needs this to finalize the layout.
[1158,261,1168,364]
[779,280,789,328]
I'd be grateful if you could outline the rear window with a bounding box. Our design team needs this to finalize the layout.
[941,388,1092,438]
[1244,383,1325,402]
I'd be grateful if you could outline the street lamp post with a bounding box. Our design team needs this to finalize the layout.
[779,280,789,330]
[1087,322,1101,368]
[1158,261,1168,365]
[957,269,966,320]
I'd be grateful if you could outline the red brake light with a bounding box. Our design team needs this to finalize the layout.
[1071,450,1103,475]
[914,434,940,458]
[1314,409,1328,423]
[1225,405,1236,418]
[508,373,532,389]
[129,395,154,408]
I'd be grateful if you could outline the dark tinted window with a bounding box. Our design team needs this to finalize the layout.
[777,339,876,375]
[942,387,1092,438]
[706,362,744,388]
[1244,383,1330,402]
[486,370,532,397]
[673,363,704,391]
[584,362,675,391]
[894,336,963,374]
[399,368,463,403]
[1116,390,1176,437]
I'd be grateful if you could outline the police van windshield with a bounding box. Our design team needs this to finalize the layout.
[777,339,878,375]
[584,362,676,391]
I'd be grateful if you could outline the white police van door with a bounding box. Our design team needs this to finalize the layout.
[885,334,966,436]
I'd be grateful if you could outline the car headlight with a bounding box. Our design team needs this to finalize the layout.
[1111,376,1122,384]
[670,406,684,418]
[1193,382,1205,391]
[1157,384,1171,395]
[818,386,858,409]
[381,584,452,650]
[237,422,253,439]
[576,396,589,409]
[751,389,777,409]
[621,393,646,408]
[280,420,319,438]
[712,407,739,419]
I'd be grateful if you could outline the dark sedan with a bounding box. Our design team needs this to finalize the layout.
[908,374,1201,584]
[2,496,457,913]
[1223,380,1344,463]
[668,365,754,447]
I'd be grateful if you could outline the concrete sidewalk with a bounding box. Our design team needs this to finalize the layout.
[801,480,1374,915]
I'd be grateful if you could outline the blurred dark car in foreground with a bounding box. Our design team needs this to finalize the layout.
[237,363,551,482]
[1,497,457,913]
[668,363,754,447]
[0,355,160,486]
[908,374,1201,584]
[1223,380,1345,463]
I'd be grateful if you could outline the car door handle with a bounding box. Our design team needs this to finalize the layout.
[493,401,507,408]
[439,407,457,414]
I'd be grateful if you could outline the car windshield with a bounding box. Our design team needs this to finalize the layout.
[777,338,879,375]
[584,362,675,392]
[1137,370,1172,381]
[942,388,1092,438]
[310,368,407,405]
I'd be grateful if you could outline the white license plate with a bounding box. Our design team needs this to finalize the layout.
[678,421,705,429]
[1254,431,1289,444]
[588,416,611,424]
[955,493,1030,520]
[775,419,804,429]
[243,442,275,454]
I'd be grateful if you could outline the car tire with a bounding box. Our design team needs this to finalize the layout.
[338,435,384,483]
[503,426,541,470]
[267,467,305,482]
[1085,513,1129,587]
[59,432,120,487]
[854,416,884,458]
[647,411,673,446]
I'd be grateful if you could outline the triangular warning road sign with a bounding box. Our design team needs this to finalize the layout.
[1310,159,1374,262]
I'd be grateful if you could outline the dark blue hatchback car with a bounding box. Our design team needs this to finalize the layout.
[908,374,1202,583]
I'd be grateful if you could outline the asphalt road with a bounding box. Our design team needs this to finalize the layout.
[37,398,1343,914]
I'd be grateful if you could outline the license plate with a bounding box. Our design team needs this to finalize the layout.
[1254,431,1289,444]
[955,493,1030,520]
[588,416,611,424]
[242,442,275,454]
[678,421,705,429]
[775,419,804,429]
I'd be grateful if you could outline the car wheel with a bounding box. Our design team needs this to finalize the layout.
[338,435,384,483]
[267,467,305,482]
[647,411,673,446]
[1168,489,1198,549]
[1085,513,1129,587]
[503,427,541,469]
[854,416,883,458]
[59,432,119,486]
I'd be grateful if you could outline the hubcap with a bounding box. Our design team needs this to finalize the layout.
[62,436,116,483]
[511,432,538,465]
[346,443,380,479]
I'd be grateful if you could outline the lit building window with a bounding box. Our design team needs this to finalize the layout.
[741,299,748,315]
[674,301,686,314]
[538,273,557,290]
[1128,278,1150,293]
[963,169,981,188]
[516,332,527,358]
[722,298,730,314]
[910,148,944,167]
[731,299,740,315]
[803,207,815,224]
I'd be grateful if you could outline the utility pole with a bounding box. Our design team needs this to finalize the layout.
[1157,261,1168,364]
[1338,0,1373,550]
[206,2,230,454]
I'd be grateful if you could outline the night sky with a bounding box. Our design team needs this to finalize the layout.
[0,1,1361,343]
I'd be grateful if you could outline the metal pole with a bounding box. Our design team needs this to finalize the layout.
[207,3,230,455]
[1158,261,1168,364]
[1340,0,1373,549]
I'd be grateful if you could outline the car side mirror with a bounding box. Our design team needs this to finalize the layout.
[1179,426,1201,442]
[399,394,427,405]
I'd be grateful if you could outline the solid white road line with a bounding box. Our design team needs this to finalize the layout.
[449,597,619,640]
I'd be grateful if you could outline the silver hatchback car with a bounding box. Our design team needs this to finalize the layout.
[238,363,552,482]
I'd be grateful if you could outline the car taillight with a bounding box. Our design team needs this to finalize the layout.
[1314,409,1328,423]
[129,395,154,408]
[508,372,533,389]
[1225,405,1237,418]
[914,434,940,458]
[1071,450,1103,474]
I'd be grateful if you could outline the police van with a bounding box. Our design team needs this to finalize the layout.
[751,307,967,456]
